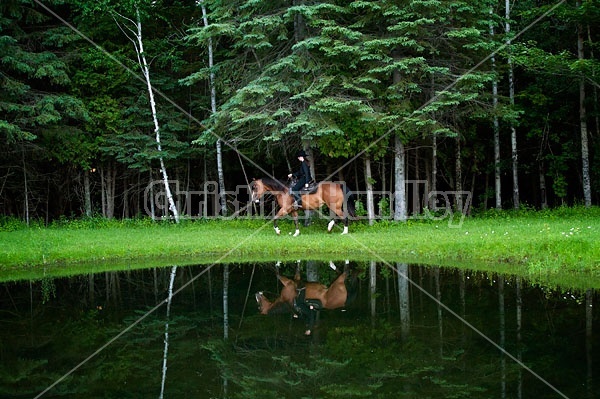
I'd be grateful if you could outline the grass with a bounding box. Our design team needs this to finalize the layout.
[1,207,599,288]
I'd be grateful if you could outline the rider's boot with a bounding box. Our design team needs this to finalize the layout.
[292,193,302,209]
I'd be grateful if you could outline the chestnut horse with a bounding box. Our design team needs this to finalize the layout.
[255,265,357,335]
[250,177,355,236]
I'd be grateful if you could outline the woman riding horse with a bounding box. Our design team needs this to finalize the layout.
[256,262,357,335]
[288,149,312,209]
[251,177,355,236]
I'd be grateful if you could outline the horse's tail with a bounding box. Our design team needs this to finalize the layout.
[344,185,356,218]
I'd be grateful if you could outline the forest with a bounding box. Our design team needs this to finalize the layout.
[1,0,599,223]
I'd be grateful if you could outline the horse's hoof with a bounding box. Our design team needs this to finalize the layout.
[341,226,348,235]
[293,230,300,237]
[274,227,281,235]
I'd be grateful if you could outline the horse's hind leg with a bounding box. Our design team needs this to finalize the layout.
[328,206,348,235]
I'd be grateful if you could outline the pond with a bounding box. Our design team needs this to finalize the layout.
[0,261,597,399]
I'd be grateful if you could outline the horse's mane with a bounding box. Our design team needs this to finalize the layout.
[260,177,287,192]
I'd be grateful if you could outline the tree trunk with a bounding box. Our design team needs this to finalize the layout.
[122,176,129,218]
[159,266,177,399]
[586,288,593,397]
[499,275,506,397]
[394,134,407,221]
[101,163,116,219]
[435,267,443,358]
[577,3,592,207]
[22,148,29,225]
[369,261,377,320]
[589,26,600,151]
[539,162,548,209]
[364,155,375,225]
[516,276,523,398]
[132,7,179,222]
[506,0,520,209]
[430,133,437,210]
[83,169,92,217]
[397,263,410,339]
[223,263,229,340]
[455,136,463,213]
[490,7,502,209]
[200,1,227,217]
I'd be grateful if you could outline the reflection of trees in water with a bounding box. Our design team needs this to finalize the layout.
[0,263,596,398]
[204,321,492,398]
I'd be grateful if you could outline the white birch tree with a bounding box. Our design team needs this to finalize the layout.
[394,134,407,221]
[490,7,502,209]
[114,5,180,222]
[576,0,592,207]
[200,0,227,216]
[364,155,375,225]
[506,0,520,209]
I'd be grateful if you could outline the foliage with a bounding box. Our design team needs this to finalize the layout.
[0,0,599,223]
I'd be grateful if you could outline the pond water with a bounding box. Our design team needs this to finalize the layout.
[0,261,597,399]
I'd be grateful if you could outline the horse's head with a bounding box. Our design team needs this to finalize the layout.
[250,179,265,204]
[255,291,272,314]
[256,284,297,315]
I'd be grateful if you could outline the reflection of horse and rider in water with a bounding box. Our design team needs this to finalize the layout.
[251,149,356,236]
[255,260,359,336]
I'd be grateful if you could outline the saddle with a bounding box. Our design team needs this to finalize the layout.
[293,287,323,315]
[300,180,318,194]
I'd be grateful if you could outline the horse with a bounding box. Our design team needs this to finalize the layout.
[250,177,355,236]
[255,263,358,335]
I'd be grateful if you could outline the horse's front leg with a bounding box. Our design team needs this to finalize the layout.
[292,210,300,236]
[273,207,291,235]
[273,217,281,235]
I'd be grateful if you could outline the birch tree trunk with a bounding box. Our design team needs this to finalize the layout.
[159,266,177,399]
[83,169,92,217]
[200,1,227,217]
[101,163,116,219]
[364,156,375,225]
[369,261,377,320]
[397,263,410,340]
[516,276,523,398]
[506,0,520,209]
[499,275,506,398]
[394,134,407,221]
[589,26,600,146]
[490,8,502,209]
[430,133,437,210]
[111,7,179,222]
[132,8,180,222]
[577,1,592,207]
[455,136,463,214]
[223,263,229,340]
[585,288,593,398]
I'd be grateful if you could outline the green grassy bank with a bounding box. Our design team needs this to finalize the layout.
[1,207,599,288]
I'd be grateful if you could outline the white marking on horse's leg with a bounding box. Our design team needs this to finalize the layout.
[327,219,335,232]
[293,229,300,237]
[274,227,281,235]
[341,226,348,235]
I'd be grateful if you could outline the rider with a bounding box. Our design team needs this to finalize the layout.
[288,149,312,209]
